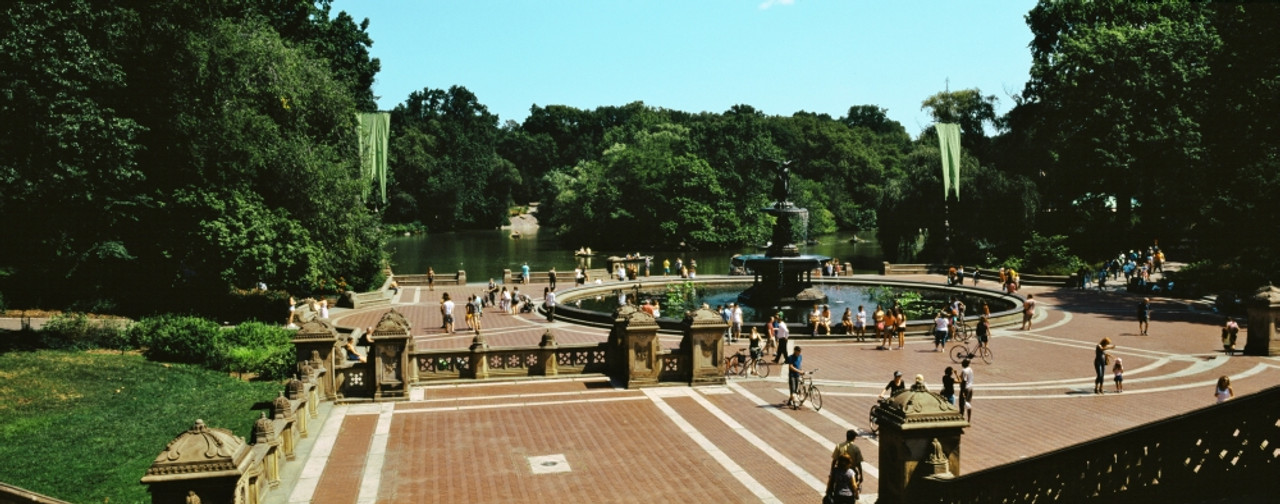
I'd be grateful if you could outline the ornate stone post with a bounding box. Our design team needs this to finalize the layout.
[875,382,969,504]
[1245,285,1280,356]
[468,333,490,379]
[291,314,340,401]
[140,420,253,504]
[535,330,559,376]
[610,307,660,388]
[680,307,726,386]
[253,412,281,489]
[369,309,412,400]
[272,392,296,461]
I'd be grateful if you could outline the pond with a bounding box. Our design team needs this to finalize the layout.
[386,229,885,282]
[566,283,1015,324]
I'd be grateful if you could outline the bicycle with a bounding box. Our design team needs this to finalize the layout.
[951,316,971,343]
[868,398,890,436]
[724,349,772,378]
[949,340,993,365]
[789,369,822,411]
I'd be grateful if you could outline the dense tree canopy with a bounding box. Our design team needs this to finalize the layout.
[0,0,382,315]
[7,0,1279,315]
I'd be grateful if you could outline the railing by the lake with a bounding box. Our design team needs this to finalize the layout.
[411,338,609,381]
[910,383,1280,504]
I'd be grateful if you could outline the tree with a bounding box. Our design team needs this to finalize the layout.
[1019,1,1218,237]
[387,86,517,230]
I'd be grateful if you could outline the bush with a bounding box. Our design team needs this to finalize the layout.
[219,322,294,380]
[39,312,130,352]
[1014,232,1085,275]
[130,314,223,366]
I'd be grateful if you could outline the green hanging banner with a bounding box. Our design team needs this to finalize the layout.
[936,123,962,201]
[357,112,391,205]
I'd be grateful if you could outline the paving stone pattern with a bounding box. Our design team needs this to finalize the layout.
[285,275,1280,504]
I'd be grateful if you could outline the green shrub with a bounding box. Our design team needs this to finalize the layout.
[39,313,130,351]
[220,322,294,380]
[130,314,223,366]
[1013,232,1084,275]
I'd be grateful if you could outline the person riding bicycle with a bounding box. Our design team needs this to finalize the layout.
[879,370,906,400]
[785,346,804,407]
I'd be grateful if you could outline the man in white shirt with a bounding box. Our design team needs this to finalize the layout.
[730,303,743,343]
[442,293,456,334]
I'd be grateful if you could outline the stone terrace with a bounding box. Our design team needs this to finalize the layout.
[277,275,1280,504]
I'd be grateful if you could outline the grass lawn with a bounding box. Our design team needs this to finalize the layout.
[0,349,282,504]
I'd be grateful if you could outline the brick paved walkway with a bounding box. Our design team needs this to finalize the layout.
[278,276,1280,504]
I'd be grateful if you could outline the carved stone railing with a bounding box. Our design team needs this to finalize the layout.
[657,351,687,383]
[910,384,1280,503]
[141,376,320,504]
[410,342,607,382]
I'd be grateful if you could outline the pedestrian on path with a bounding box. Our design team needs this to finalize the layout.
[1215,375,1233,403]
[825,452,859,504]
[1137,297,1151,335]
[959,359,974,421]
[1021,294,1036,330]
[441,292,455,334]
[1222,317,1240,355]
[933,310,951,352]
[1094,337,1115,394]
[548,267,557,290]
[771,313,790,364]
[785,346,803,407]
[427,267,435,291]
[1112,357,1124,393]
[941,366,957,404]
[830,430,865,482]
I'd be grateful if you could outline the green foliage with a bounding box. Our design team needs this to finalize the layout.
[38,313,130,352]
[382,221,428,236]
[1014,232,1084,275]
[220,322,295,380]
[866,287,929,319]
[0,351,280,504]
[0,1,384,314]
[664,281,699,314]
[130,314,223,366]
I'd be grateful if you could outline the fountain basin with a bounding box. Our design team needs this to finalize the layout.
[549,275,1024,335]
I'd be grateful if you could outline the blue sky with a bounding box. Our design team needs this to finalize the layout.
[331,0,1038,137]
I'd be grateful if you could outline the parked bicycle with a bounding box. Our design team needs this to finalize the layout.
[949,340,993,365]
[868,398,890,436]
[724,348,771,378]
[790,369,823,411]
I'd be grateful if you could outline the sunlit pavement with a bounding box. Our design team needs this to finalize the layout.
[292,275,1280,504]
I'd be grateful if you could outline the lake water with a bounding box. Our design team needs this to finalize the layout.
[386,229,885,281]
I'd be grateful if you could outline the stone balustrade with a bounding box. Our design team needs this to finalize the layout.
[909,383,1280,503]
[139,376,318,504]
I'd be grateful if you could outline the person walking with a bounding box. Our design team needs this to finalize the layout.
[941,366,957,405]
[785,346,803,407]
[854,305,867,342]
[1137,297,1152,335]
[548,267,557,290]
[1021,294,1036,330]
[772,313,790,364]
[1214,375,1234,403]
[959,359,974,421]
[730,303,743,343]
[441,292,455,334]
[826,453,859,504]
[1094,337,1115,394]
[427,267,435,291]
[1112,357,1124,393]
[544,287,557,322]
[830,430,864,486]
[932,310,951,352]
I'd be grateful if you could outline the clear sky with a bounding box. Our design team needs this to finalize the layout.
[331,0,1038,137]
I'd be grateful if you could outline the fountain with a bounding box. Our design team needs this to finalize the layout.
[735,162,830,309]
